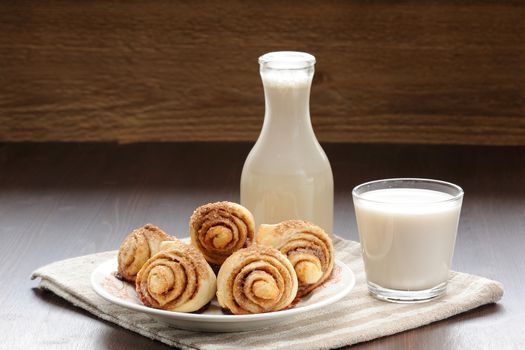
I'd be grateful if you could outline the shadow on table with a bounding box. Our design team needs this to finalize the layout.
[1,143,524,199]
[0,142,251,191]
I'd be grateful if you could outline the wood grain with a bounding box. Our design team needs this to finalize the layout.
[0,1,524,144]
[1,142,524,349]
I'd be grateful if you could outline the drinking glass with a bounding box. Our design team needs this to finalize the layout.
[352,178,463,302]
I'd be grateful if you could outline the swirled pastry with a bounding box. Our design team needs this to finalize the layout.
[256,220,334,297]
[135,241,216,312]
[216,245,298,315]
[190,201,255,266]
[117,224,174,282]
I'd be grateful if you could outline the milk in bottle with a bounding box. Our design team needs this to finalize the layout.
[241,52,334,234]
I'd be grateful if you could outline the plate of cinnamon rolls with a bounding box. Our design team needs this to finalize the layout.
[91,201,355,332]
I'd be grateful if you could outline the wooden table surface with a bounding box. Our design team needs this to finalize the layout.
[2,142,524,349]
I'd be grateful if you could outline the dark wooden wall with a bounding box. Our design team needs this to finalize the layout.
[1,1,524,144]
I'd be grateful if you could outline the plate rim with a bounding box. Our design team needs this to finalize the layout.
[91,255,355,323]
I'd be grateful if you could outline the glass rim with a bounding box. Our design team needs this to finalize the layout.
[259,51,316,70]
[352,178,464,205]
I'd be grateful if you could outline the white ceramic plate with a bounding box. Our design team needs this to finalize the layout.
[91,253,355,332]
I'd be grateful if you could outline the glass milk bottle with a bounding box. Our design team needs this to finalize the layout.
[241,51,334,234]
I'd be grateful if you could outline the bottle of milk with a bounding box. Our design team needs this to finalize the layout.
[240,51,334,234]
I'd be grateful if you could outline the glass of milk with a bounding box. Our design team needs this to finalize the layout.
[352,178,463,303]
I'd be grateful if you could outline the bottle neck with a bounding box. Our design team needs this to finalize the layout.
[259,70,315,140]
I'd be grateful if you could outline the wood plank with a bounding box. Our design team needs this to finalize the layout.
[0,1,524,144]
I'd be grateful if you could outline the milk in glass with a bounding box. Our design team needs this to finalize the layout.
[354,188,462,291]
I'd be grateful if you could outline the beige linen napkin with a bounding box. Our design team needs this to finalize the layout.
[31,237,503,350]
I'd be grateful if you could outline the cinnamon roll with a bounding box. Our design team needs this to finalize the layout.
[256,220,334,297]
[190,201,255,266]
[216,245,298,315]
[135,241,216,312]
[117,224,174,283]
